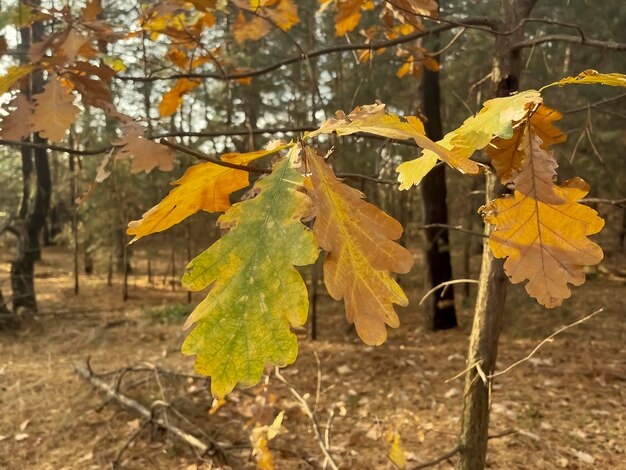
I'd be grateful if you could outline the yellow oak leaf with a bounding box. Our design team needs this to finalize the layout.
[115,123,174,174]
[547,69,626,89]
[127,143,291,242]
[29,75,80,142]
[159,78,202,117]
[307,148,413,345]
[0,65,33,95]
[397,90,542,189]
[386,430,407,468]
[334,0,366,36]
[482,129,604,308]
[487,104,566,183]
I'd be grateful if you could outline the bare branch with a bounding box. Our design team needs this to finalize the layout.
[563,92,626,114]
[274,368,339,470]
[419,279,480,306]
[115,21,487,83]
[513,34,626,51]
[75,363,215,456]
[489,307,604,378]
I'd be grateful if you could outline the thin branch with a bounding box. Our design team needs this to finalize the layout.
[580,197,626,208]
[513,34,626,51]
[419,279,480,306]
[0,138,110,155]
[410,446,460,470]
[417,223,487,238]
[489,307,604,379]
[116,21,488,82]
[563,92,626,114]
[75,363,215,456]
[274,368,339,470]
[159,139,272,173]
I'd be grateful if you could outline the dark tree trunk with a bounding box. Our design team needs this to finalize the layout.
[420,35,457,330]
[457,1,537,468]
[11,9,51,313]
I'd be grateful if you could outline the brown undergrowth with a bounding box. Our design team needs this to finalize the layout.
[0,246,624,469]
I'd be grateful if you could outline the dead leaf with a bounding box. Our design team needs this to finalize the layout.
[307,148,413,345]
[483,129,604,307]
[115,123,174,173]
[0,93,32,141]
[30,74,80,142]
[487,104,566,183]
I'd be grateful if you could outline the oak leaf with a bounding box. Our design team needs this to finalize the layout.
[30,75,80,142]
[159,78,202,117]
[385,0,437,29]
[115,123,174,173]
[0,93,32,141]
[307,148,413,345]
[397,90,542,189]
[127,142,291,242]
[487,104,566,183]
[181,154,318,397]
[482,130,604,308]
[308,103,479,179]
[334,0,372,36]
[0,65,33,95]
[549,69,626,88]
[233,10,271,43]
[59,28,90,61]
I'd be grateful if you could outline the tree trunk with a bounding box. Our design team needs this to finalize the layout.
[420,53,457,330]
[11,8,51,313]
[457,1,536,468]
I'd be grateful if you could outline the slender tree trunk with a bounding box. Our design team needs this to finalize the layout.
[457,1,536,468]
[69,133,80,295]
[11,7,50,313]
[420,21,457,330]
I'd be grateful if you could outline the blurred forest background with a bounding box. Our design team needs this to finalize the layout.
[0,0,624,469]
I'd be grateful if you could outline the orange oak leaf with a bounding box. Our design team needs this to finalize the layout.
[482,129,604,308]
[307,148,414,345]
[0,93,32,141]
[487,104,566,183]
[127,142,291,242]
[263,0,299,31]
[29,75,80,142]
[334,0,371,36]
[159,78,202,117]
[115,123,174,173]
[233,10,271,43]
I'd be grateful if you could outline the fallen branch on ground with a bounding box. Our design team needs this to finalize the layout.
[74,363,225,464]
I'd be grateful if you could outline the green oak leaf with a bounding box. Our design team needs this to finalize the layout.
[181,153,318,397]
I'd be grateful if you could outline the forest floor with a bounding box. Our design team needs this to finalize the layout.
[0,246,625,470]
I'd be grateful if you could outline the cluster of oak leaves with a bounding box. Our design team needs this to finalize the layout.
[0,1,625,399]
[127,75,624,397]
